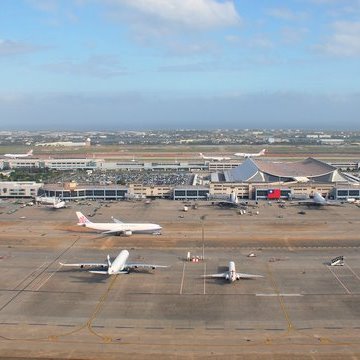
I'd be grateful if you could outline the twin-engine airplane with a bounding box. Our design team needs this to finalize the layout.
[203,261,263,283]
[36,196,66,209]
[295,192,343,207]
[4,149,33,158]
[76,211,162,236]
[60,249,168,275]
[199,153,231,161]
[233,149,266,158]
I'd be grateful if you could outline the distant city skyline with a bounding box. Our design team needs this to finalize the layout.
[1,0,359,130]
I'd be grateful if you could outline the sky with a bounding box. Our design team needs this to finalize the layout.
[0,0,360,130]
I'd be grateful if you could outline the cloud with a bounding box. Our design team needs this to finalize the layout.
[317,21,360,57]
[101,0,241,56]
[1,91,359,130]
[26,0,59,12]
[114,0,241,29]
[26,0,80,25]
[266,7,307,21]
[0,39,43,57]
[280,27,309,45]
[43,55,127,78]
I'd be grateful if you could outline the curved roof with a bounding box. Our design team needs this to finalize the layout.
[223,157,341,183]
[251,157,336,178]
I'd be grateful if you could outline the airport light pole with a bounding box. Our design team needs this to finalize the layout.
[200,215,207,260]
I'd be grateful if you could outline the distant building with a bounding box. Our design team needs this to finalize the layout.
[35,138,91,147]
[0,181,43,198]
[212,157,349,183]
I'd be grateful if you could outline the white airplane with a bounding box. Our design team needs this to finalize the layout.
[233,149,266,158]
[203,261,263,283]
[60,249,168,275]
[209,191,255,209]
[295,192,343,207]
[36,196,66,209]
[51,200,66,209]
[76,211,162,236]
[4,149,33,158]
[199,153,231,161]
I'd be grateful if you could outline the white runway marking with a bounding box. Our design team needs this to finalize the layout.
[35,264,62,291]
[327,266,351,294]
[256,293,303,297]
[203,263,206,295]
[179,262,186,295]
[345,263,360,282]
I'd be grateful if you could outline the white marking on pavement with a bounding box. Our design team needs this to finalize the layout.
[35,264,62,291]
[345,263,360,282]
[256,293,303,297]
[328,266,351,294]
[203,262,206,295]
[179,262,186,295]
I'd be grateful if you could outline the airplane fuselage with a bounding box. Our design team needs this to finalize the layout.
[4,150,33,158]
[228,261,237,282]
[109,250,129,274]
[83,221,162,234]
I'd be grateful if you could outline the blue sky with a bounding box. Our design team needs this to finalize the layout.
[0,0,359,130]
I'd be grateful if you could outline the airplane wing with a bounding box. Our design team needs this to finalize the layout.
[102,230,124,235]
[236,272,263,279]
[202,272,227,278]
[59,262,107,268]
[111,216,123,223]
[126,262,168,270]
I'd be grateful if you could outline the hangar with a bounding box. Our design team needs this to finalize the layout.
[211,157,349,183]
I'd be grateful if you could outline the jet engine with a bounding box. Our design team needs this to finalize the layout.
[123,230,132,237]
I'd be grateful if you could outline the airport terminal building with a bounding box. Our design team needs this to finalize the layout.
[1,157,360,201]
[211,157,349,184]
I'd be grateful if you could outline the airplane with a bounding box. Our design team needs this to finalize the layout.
[233,149,266,158]
[51,199,66,209]
[199,153,231,161]
[3,149,33,158]
[203,261,263,283]
[294,192,343,207]
[76,211,162,236]
[209,191,240,208]
[208,191,256,209]
[36,196,66,209]
[59,249,168,275]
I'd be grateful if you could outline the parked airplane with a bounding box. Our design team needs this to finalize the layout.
[36,196,66,209]
[233,149,266,158]
[208,191,255,209]
[203,261,263,282]
[60,249,168,275]
[199,153,231,161]
[76,211,162,236]
[295,192,343,207]
[4,149,33,158]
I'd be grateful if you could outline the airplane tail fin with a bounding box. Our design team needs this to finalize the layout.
[107,254,112,268]
[313,192,326,203]
[199,153,204,158]
[27,150,33,156]
[260,149,266,155]
[111,216,123,224]
[76,211,91,225]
